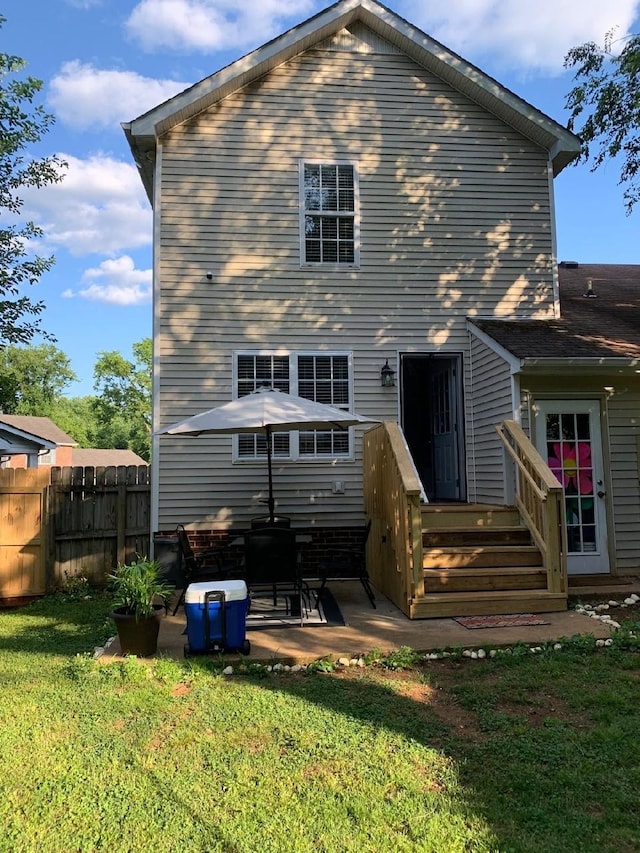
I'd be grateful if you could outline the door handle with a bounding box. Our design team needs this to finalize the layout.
[597,491,606,498]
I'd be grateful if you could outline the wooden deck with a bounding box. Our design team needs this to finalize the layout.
[363,422,569,620]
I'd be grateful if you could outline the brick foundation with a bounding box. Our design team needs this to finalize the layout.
[159,526,365,578]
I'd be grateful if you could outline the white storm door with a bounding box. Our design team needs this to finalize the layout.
[535,400,609,575]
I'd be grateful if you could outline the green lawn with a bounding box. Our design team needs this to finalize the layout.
[0,593,639,853]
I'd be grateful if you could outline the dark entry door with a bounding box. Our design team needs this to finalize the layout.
[400,354,464,502]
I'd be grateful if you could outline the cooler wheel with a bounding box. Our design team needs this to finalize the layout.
[242,639,251,655]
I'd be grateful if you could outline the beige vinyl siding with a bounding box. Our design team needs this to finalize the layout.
[605,386,640,573]
[468,336,514,504]
[156,30,556,529]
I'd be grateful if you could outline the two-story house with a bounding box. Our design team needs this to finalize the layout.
[125,0,640,619]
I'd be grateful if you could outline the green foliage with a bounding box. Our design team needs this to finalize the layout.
[48,395,97,447]
[612,621,640,650]
[0,18,66,344]
[0,337,152,461]
[108,555,173,620]
[93,337,152,460]
[58,571,92,602]
[565,30,640,212]
[379,645,422,670]
[0,343,76,413]
[306,656,337,673]
[1,596,640,852]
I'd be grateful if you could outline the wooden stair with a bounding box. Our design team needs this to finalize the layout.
[411,504,567,618]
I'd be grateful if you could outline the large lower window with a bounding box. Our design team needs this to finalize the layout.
[235,352,352,460]
[300,162,358,266]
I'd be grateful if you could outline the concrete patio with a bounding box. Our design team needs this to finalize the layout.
[101,580,616,664]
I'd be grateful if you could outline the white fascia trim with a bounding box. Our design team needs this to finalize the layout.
[0,424,56,450]
[547,157,561,318]
[129,0,365,138]
[126,0,580,167]
[466,320,523,375]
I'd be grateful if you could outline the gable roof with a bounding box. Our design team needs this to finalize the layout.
[0,415,76,446]
[70,448,147,467]
[123,0,581,202]
[470,263,640,368]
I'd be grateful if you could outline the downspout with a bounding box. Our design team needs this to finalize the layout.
[150,139,163,538]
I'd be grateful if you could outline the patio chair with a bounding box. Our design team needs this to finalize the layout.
[317,520,376,608]
[243,526,309,626]
[172,524,239,615]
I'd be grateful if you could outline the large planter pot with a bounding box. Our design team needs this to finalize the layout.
[111,605,164,657]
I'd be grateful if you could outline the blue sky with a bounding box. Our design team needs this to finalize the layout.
[5,0,640,396]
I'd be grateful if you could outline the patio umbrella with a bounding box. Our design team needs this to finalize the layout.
[157,387,378,523]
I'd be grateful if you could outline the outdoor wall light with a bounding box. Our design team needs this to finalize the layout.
[380,359,396,387]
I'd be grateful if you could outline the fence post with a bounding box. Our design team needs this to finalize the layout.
[116,481,127,567]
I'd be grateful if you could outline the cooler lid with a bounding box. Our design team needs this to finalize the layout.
[185,579,247,604]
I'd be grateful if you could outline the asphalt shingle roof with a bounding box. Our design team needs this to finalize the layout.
[473,263,640,360]
[0,415,76,445]
[70,449,147,467]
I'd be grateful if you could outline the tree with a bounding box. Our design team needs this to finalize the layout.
[49,395,98,447]
[0,16,66,345]
[93,338,152,460]
[0,343,76,413]
[564,31,640,213]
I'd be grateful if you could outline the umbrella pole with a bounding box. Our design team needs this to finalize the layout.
[265,424,275,524]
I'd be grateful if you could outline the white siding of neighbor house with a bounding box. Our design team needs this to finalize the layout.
[519,376,640,576]
[155,27,557,530]
[467,336,514,504]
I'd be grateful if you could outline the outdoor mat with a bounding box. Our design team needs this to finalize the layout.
[454,613,551,629]
[246,587,345,630]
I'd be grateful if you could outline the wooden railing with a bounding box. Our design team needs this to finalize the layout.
[363,421,423,616]
[496,420,567,594]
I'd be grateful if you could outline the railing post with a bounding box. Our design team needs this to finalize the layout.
[501,438,515,506]
[409,495,423,599]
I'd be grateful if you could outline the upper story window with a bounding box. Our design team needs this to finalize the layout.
[300,162,359,267]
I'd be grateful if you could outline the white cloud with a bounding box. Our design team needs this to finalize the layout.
[64,256,152,305]
[64,0,101,8]
[49,61,190,129]
[22,153,151,257]
[125,0,314,52]
[405,0,640,73]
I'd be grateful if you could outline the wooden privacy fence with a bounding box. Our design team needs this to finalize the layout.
[0,465,151,599]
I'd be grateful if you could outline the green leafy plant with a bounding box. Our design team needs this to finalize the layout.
[108,556,173,621]
[306,656,336,673]
[59,570,91,601]
[379,645,422,670]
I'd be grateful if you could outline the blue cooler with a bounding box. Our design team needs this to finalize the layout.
[184,580,250,655]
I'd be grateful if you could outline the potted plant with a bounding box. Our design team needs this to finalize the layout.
[109,556,174,656]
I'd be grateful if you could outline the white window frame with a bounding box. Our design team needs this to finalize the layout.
[232,350,355,462]
[299,160,360,269]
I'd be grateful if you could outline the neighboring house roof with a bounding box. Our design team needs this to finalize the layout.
[471,263,640,366]
[0,415,76,447]
[123,0,581,202]
[71,449,147,467]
